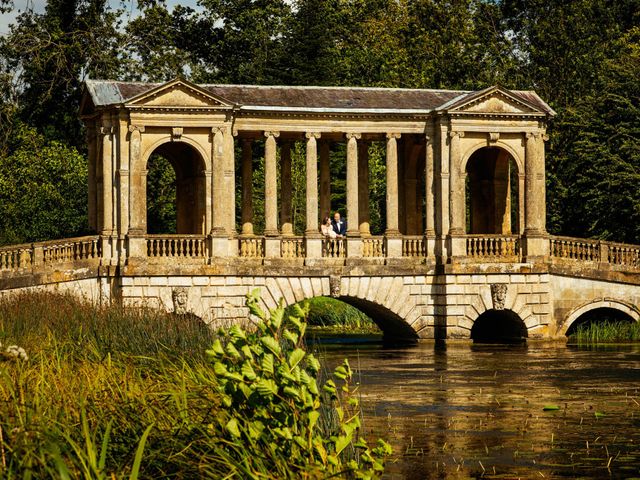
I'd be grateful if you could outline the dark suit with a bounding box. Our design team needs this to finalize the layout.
[332,219,347,236]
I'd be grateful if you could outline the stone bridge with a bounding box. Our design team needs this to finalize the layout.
[0,79,639,341]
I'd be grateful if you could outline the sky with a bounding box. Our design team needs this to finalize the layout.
[0,0,200,35]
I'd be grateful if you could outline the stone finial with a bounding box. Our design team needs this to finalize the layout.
[490,284,508,310]
[172,287,189,315]
[329,275,341,298]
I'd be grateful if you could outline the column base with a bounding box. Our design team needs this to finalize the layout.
[305,236,323,258]
[126,234,147,259]
[447,234,467,261]
[385,236,403,258]
[210,235,230,258]
[346,237,362,258]
[264,237,281,258]
[523,233,549,262]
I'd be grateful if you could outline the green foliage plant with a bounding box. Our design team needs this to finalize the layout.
[206,289,391,479]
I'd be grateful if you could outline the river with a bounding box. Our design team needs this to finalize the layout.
[315,336,640,479]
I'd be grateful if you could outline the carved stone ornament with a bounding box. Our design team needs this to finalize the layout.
[490,284,508,310]
[172,287,189,315]
[488,132,500,143]
[171,127,183,141]
[329,275,341,298]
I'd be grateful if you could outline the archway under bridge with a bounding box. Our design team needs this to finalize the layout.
[471,309,527,343]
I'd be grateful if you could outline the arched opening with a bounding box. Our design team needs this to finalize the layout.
[465,147,520,234]
[565,307,636,337]
[471,309,527,343]
[146,142,206,234]
[288,296,418,342]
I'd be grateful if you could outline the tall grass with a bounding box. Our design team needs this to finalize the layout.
[568,321,640,344]
[303,297,379,332]
[0,292,388,478]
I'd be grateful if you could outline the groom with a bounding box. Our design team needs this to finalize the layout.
[331,211,347,237]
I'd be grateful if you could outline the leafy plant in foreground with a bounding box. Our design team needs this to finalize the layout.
[206,289,391,479]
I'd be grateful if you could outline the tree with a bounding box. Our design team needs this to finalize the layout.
[0,124,88,245]
[548,28,640,242]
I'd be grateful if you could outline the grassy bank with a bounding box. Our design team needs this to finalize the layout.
[303,297,380,333]
[0,292,389,478]
[568,321,640,344]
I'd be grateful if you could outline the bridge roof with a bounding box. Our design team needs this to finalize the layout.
[84,79,555,115]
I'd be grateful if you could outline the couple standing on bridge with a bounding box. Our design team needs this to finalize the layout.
[320,212,347,239]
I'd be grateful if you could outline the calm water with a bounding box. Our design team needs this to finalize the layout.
[316,336,640,479]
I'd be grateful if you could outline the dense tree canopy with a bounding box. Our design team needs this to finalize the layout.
[0,0,638,244]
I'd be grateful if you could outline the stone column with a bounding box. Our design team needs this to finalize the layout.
[126,125,147,259]
[425,135,436,254]
[262,131,280,259]
[224,130,237,238]
[523,132,549,260]
[385,133,402,257]
[280,141,293,236]
[345,133,361,237]
[319,141,331,220]
[240,138,254,235]
[358,140,370,236]
[211,127,226,235]
[305,133,321,235]
[117,115,129,261]
[86,125,98,232]
[385,133,401,236]
[204,169,212,234]
[305,133,323,259]
[99,125,113,263]
[448,130,466,258]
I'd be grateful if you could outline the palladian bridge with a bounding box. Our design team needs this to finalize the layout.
[1,79,639,341]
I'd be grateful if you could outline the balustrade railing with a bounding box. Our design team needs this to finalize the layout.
[281,237,305,258]
[466,235,521,258]
[362,236,385,257]
[322,238,346,258]
[608,243,640,268]
[239,237,265,258]
[403,236,426,257]
[0,244,32,271]
[147,235,207,258]
[549,236,599,262]
[42,236,101,263]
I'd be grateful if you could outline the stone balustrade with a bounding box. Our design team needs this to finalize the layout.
[550,236,640,269]
[466,235,521,259]
[362,236,385,257]
[402,236,426,257]
[322,238,346,258]
[147,235,207,258]
[281,237,305,258]
[0,236,101,273]
[239,237,265,258]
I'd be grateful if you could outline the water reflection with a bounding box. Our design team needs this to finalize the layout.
[317,338,640,479]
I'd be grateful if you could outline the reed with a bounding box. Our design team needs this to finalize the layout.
[0,292,389,478]
[568,321,640,344]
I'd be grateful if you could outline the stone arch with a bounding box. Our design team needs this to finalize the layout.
[255,276,421,340]
[459,288,543,338]
[144,138,209,234]
[140,135,211,172]
[460,140,523,175]
[470,309,527,343]
[561,299,640,336]
[463,144,521,235]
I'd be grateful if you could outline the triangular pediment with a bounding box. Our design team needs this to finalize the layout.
[444,86,547,115]
[125,79,233,109]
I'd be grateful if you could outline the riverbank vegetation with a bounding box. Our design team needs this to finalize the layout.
[568,321,640,344]
[0,291,390,478]
[0,1,639,243]
[303,297,380,334]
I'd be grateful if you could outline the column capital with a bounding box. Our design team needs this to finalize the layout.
[526,131,542,140]
[305,131,321,139]
[386,132,401,139]
[345,132,361,140]
[100,126,114,135]
[212,126,227,135]
[127,125,145,134]
[425,134,433,145]
[264,131,280,139]
[449,130,464,139]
